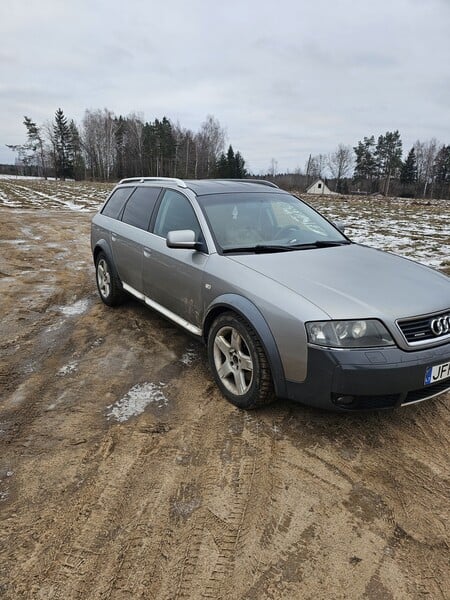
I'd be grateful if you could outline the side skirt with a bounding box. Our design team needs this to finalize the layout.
[122,282,202,337]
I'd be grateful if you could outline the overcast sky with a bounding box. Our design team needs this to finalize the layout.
[1,0,449,173]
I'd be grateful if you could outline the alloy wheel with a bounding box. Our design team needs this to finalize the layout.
[97,258,111,299]
[213,325,254,396]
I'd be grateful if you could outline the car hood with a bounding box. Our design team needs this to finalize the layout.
[228,244,450,319]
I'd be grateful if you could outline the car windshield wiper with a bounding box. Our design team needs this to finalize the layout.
[223,245,296,254]
[289,240,352,249]
[222,240,351,254]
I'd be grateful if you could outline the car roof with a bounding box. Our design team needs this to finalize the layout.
[116,177,284,196]
[184,179,282,196]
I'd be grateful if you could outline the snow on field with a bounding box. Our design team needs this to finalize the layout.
[306,195,449,271]
[0,177,111,211]
[106,382,168,422]
[0,175,58,180]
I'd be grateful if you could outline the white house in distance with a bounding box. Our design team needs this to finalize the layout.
[305,179,336,195]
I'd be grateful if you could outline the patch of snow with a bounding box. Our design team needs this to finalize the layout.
[180,345,199,366]
[58,361,78,376]
[2,239,28,245]
[7,382,29,407]
[21,226,41,240]
[46,391,71,411]
[0,175,57,180]
[45,320,65,333]
[59,298,89,316]
[106,382,168,423]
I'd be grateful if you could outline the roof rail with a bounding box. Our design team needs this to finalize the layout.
[216,178,279,189]
[118,177,187,188]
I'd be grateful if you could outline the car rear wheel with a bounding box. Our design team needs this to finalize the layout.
[208,312,274,409]
[95,252,125,306]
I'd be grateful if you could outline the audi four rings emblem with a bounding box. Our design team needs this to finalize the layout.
[430,315,450,336]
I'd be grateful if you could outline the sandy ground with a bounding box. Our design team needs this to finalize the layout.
[0,181,449,599]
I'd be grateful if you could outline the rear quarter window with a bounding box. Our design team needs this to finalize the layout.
[101,187,135,219]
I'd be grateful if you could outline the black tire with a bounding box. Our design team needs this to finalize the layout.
[207,312,274,409]
[95,252,125,307]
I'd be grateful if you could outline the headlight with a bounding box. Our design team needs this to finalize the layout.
[306,320,394,348]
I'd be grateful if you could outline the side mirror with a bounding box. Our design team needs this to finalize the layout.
[333,220,346,233]
[166,230,202,250]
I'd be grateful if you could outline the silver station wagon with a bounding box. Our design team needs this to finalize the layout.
[91,178,450,410]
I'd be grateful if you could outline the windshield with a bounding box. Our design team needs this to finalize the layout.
[198,192,348,252]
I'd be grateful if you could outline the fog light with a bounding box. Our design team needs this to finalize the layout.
[334,395,355,406]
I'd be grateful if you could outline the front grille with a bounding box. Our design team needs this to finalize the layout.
[403,379,450,404]
[397,309,450,345]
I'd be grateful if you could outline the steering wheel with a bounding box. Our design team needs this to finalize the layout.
[275,225,302,240]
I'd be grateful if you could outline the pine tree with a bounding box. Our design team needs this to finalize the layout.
[234,151,247,178]
[69,120,84,180]
[23,116,47,178]
[53,108,73,179]
[400,147,417,184]
[215,145,247,178]
[375,131,402,195]
[227,145,235,176]
[433,145,450,199]
[353,136,377,186]
[215,152,229,177]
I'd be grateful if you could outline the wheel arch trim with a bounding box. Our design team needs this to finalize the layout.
[204,294,287,398]
[93,240,114,265]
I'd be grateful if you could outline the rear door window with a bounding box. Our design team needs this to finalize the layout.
[121,187,162,230]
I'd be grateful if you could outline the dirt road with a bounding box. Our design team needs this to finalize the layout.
[0,187,449,599]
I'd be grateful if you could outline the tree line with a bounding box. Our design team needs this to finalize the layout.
[6,111,450,199]
[297,131,449,199]
[7,108,247,182]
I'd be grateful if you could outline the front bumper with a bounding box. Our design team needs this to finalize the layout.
[285,343,450,411]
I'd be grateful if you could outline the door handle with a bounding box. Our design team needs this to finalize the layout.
[143,248,152,258]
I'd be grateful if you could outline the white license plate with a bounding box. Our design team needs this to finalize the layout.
[425,361,450,385]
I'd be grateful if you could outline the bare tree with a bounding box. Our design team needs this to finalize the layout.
[5,144,32,175]
[307,154,327,179]
[414,138,440,197]
[81,109,117,180]
[195,115,226,178]
[126,113,145,175]
[328,144,353,191]
[42,119,58,177]
[268,158,278,176]
[172,123,197,178]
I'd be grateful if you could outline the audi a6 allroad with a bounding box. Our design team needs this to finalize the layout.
[91,178,450,410]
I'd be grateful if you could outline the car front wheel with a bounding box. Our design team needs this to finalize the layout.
[208,312,274,409]
[95,252,125,306]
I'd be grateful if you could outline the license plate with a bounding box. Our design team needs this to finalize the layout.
[425,361,450,385]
